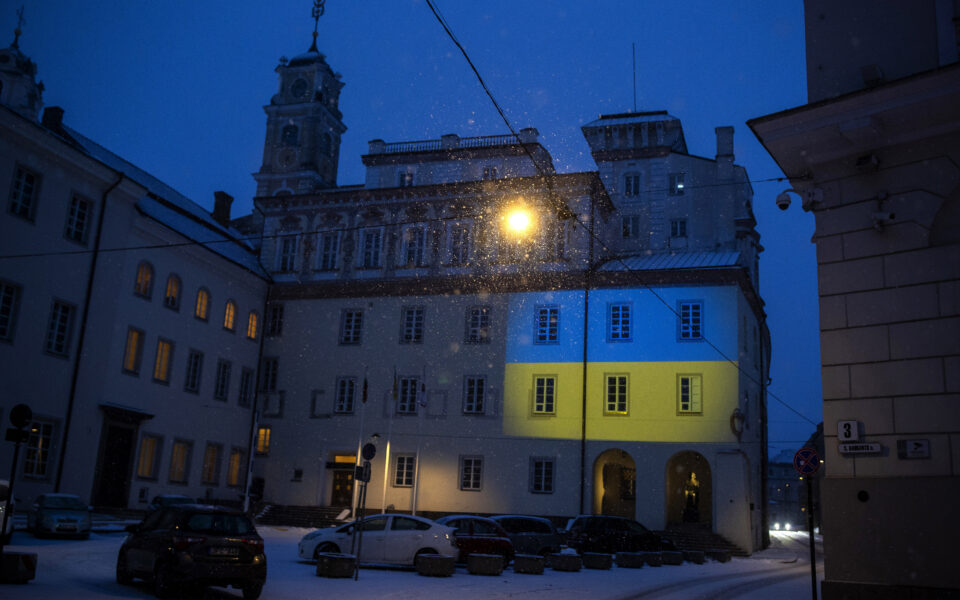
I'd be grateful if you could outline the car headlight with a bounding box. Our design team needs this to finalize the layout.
[302,531,323,541]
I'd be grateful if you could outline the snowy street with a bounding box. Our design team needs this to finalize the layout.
[1,528,823,599]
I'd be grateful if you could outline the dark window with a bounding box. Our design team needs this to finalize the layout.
[535,305,559,344]
[45,300,75,356]
[339,310,363,345]
[266,303,284,336]
[401,306,424,344]
[0,280,22,341]
[466,306,490,343]
[9,165,40,221]
[184,350,204,393]
[64,195,93,244]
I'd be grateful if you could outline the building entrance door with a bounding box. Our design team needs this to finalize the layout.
[331,470,354,507]
[92,423,135,507]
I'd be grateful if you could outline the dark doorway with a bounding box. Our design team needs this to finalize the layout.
[92,423,135,507]
[665,451,713,525]
[593,449,636,518]
[331,470,354,507]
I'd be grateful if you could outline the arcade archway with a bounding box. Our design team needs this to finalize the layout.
[592,449,636,518]
[665,451,712,525]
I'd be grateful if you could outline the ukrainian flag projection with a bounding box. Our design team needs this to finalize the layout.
[502,287,742,442]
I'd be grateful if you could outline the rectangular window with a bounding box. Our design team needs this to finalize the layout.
[168,440,192,483]
[534,306,559,344]
[530,458,555,494]
[227,447,245,487]
[122,327,145,374]
[678,301,703,340]
[463,376,486,415]
[670,218,687,238]
[9,165,40,221]
[214,359,231,401]
[402,226,427,267]
[624,173,640,197]
[0,280,21,341]
[238,367,254,407]
[449,223,471,266]
[466,306,490,344]
[319,232,339,271]
[608,303,631,341]
[23,420,54,478]
[482,166,498,180]
[255,426,271,455]
[45,300,75,356]
[400,306,424,344]
[394,454,416,487]
[533,376,556,414]
[278,236,297,272]
[396,376,420,414]
[669,172,686,195]
[605,374,629,414]
[64,195,93,244]
[361,229,382,268]
[398,170,414,187]
[339,310,363,345]
[153,338,174,383]
[201,443,222,485]
[460,456,483,491]
[266,303,284,337]
[261,357,279,392]
[335,377,356,414]
[678,374,703,414]
[621,215,640,239]
[136,434,161,479]
[184,349,204,393]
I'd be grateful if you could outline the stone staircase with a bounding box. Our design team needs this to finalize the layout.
[255,504,348,528]
[655,523,749,556]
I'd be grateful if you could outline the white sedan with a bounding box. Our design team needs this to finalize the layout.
[298,513,457,565]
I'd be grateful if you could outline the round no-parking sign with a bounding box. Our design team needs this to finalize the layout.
[793,447,821,475]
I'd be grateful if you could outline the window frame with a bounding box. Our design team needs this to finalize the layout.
[238,367,254,407]
[401,225,428,268]
[266,303,284,337]
[184,349,204,394]
[448,221,471,266]
[260,357,279,393]
[278,235,298,272]
[459,455,483,491]
[122,326,145,375]
[670,218,688,238]
[462,375,486,415]
[200,442,223,486]
[534,305,560,345]
[318,231,340,271]
[133,262,154,299]
[465,305,490,344]
[44,299,76,357]
[255,426,271,455]
[8,164,41,222]
[669,172,686,196]
[22,418,55,479]
[607,302,632,342]
[400,306,424,344]
[63,194,93,245]
[335,376,356,414]
[677,374,703,415]
[604,373,629,415]
[135,433,163,480]
[163,274,181,311]
[226,447,245,487]
[339,309,363,345]
[213,359,232,401]
[532,375,557,415]
[396,376,420,415]
[0,279,22,342]
[153,338,174,384]
[529,457,555,494]
[393,454,416,487]
[360,228,383,268]
[621,215,640,239]
[168,439,193,484]
[623,173,641,197]
[678,300,704,341]
[194,287,211,321]
[223,300,237,332]
[246,311,259,340]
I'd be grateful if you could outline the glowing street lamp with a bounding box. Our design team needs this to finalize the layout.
[502,203,535,237]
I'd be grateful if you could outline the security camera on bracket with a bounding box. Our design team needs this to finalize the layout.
[775,188,823,212]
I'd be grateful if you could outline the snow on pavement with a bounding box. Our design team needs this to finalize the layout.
[0,527,823,599]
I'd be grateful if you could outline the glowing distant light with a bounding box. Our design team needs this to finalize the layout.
[504,206,533,235]
[774,522,781,530]
[785,523,792,531]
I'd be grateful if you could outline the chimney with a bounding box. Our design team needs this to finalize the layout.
[42,106,64,131]
[715,126,734,180]
[212,191,233,227]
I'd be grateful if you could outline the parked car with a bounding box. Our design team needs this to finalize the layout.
[116,504,266,600]
[27,493,91,539]
[435,515,514,563]
[298,513,457,566]
[147,494,193,512]
[0,479,13,543]
[565,515,677,554]
[489,515,564,556]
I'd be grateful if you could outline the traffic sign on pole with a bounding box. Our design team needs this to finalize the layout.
[793,447,821,475]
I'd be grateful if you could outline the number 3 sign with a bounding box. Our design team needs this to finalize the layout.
[837,420,860,442]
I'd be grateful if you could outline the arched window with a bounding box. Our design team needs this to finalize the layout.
[223,300,237,331]
[195,288,210,321]
[282,125,299,147]
[163,274,181,310]
[246,311,259,340]
[134,262,154,298]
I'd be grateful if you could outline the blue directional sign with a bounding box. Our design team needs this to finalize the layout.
[793,447,821,475]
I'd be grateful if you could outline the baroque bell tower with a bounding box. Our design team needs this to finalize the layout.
[254,1,346,196]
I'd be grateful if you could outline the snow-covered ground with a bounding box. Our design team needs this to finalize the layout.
[0,527,823,599]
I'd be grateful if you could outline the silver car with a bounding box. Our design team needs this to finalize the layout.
[27,493,92,539]
[298,513,457,565]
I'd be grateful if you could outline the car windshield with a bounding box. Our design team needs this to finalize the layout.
[184,513,255,535]
[41,496,86,510]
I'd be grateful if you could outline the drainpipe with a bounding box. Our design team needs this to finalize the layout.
[55,172,125,493]
[578,188,597,514]
[243,201,271,515]
[759,316,771,548]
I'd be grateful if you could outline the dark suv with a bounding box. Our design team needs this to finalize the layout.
[489,515,564,556]
[565,515,676,554]
[116,504,266,599]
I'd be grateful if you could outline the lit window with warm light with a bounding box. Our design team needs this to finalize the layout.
[153,338,173,383]
[163,275,181,310]
[223,300,237,331]
[134,262,153,298]
[195,288,210,321]
[246,311,258,340]
[256,426,271,455]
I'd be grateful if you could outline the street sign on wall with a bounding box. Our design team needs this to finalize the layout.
[838,442,881,454]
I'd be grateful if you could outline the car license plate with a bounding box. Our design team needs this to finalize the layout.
[58,525,77,531]
[209,547,239,557]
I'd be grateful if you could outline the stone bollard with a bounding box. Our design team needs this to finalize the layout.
[415,553,456,577]
[315,552,356,578]
[615,552,646,569]
[644,551,663,567]
[549,553,582,572]
[661,550,684,565]
[581,552,613,570]
[512,554,545,574]
[706,549,732,563]
[467,553,504,576]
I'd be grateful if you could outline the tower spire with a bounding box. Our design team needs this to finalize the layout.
[11,5,25,49]
[309,0,325,52]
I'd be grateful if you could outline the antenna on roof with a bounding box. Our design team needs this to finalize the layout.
[12,5,25,49]
[632,42,637,113]
[309,0,325,52]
